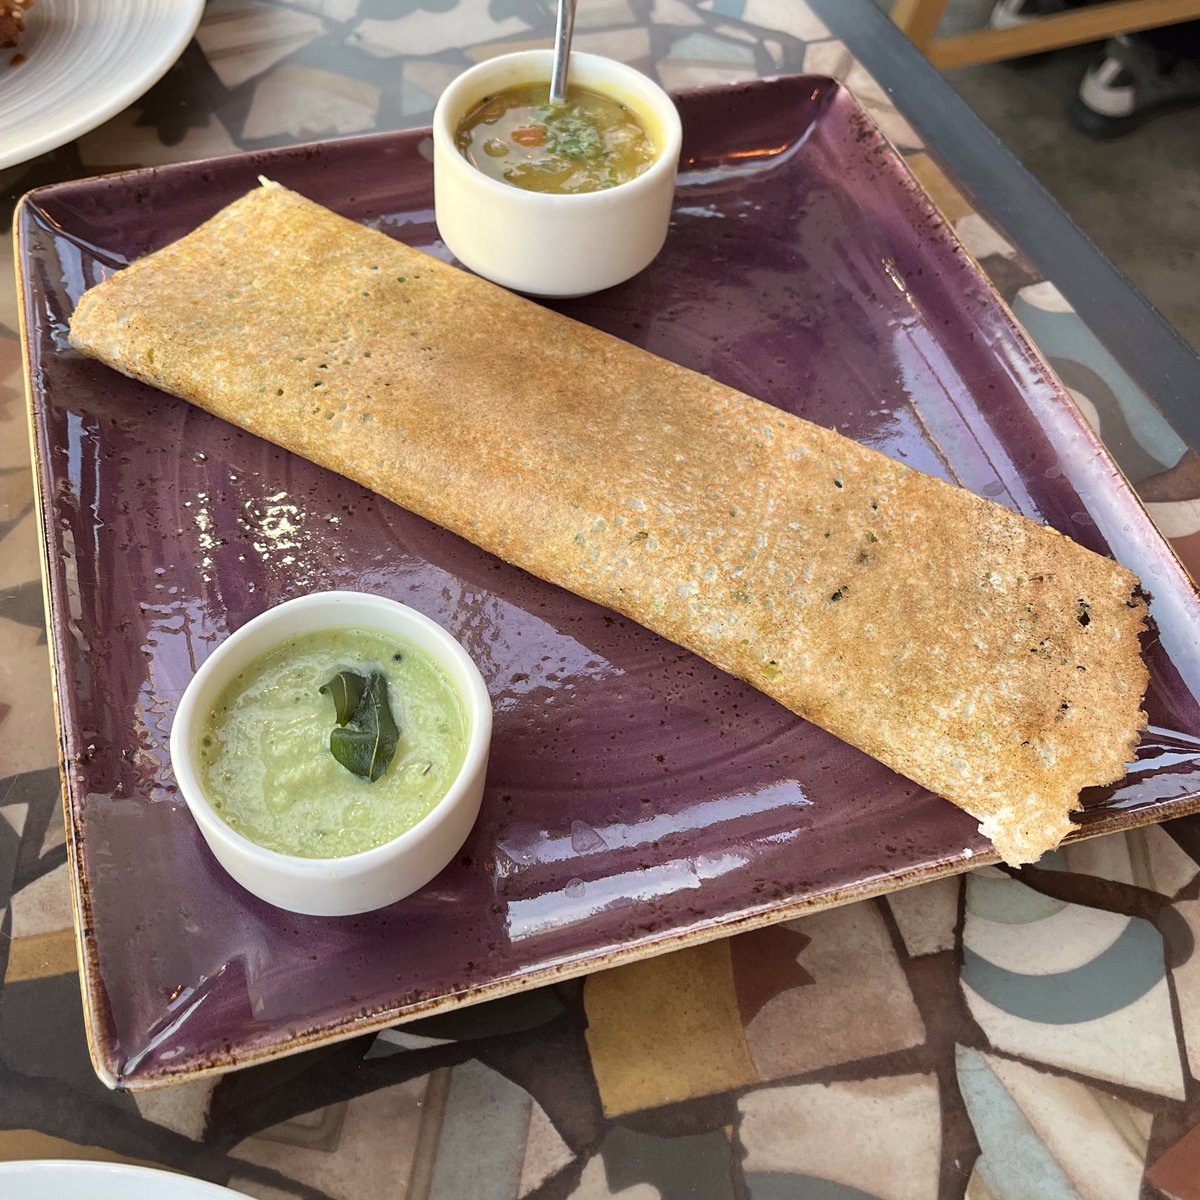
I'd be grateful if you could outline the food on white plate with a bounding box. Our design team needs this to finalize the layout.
[1,0,32,51]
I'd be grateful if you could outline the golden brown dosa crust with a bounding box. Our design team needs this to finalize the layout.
[69,183,1149,864]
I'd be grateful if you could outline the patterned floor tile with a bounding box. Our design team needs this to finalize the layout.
[656,60,757,89]
[955,214,1016,263]
[1169,529,1200,581]
[1012,285,1187,482]
[657,31,758,90]
[1151,501,1200,539]
[3,930,77,984]
[866,106,923,154]
[838,61,923,152]
[0,818,17,910]
[966,882,1130,974]
[886,875,959,957]
[962,1049,1148,1200]
[651,0,706,27]
[0,1130,151,1167]
[964,1170,995,1200]
[289,0,360,17]
[466,25,652,66]
[1142,826,1199,896]
[584,937,757,1117]
[79,110,240,170]
[728,925,813,1028]
[761,38,785,67]
[742,902,924,1080]
[8,861,73,939]
[232,1074,427,1200]
[711,22,760,45]
[1147,1122,1200,1200]
[0,411,23,469]
[132,1077,219,1141]
[427,1059,533,1200]
[0,580,42,640]
[1057,835,1137,884]
[962,871,1185,1098]
[839,60,891,112]
[674,29,755,59]
[518,1099,573,1197]
[958,1046,1084,1200]
[0,768,60,881]
[40,811,65,858]
[0,802,26,839]
[401,61,464,108]
[1056,827,1197,897]
[565,1154,660,1200]
[243,65,381,140]
[580,1125,735,1200]
[904,152,974,224]
[710,0,827,40]
[1169,898,1200,1081]
[801,39,851,79]
[0,973,124,1104]
[350,2,528,59]
[738,1074,940,1200]
[0,511,39,592]
[0,471,29,525]
[196,1,327,89]
[0,250,19,341]
[571,27,653,66]
[0,619,57,783]
[576,0,639,30]
[464,36,553,63]
[962,977,1184,1100]
[225,1181,300,1200]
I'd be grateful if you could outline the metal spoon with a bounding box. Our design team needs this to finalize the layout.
[549,0,577,105]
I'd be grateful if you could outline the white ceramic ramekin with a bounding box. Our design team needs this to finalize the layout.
[433,50,682,297]
[169,591,492,917]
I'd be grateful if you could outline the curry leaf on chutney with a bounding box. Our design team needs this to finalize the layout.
[321,669,400,782]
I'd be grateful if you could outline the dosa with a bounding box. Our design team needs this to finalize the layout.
[68,182,1149,865]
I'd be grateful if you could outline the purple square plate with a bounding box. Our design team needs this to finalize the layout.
[17,76,1200,1088]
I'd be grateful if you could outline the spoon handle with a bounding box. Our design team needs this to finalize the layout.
[549,0,577,105]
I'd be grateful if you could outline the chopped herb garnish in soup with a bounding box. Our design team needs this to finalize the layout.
[456,83,656,194]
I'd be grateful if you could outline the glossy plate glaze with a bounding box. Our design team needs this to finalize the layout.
[18,77,1200,1089]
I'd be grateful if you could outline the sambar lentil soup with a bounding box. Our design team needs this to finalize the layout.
[455,82,656,194]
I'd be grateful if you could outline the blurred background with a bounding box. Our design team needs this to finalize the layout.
[883,0,1200,353]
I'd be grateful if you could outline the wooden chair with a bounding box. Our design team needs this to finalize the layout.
[892,0,1200,68]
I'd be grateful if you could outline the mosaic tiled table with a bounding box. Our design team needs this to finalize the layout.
[4,1,1200,1197]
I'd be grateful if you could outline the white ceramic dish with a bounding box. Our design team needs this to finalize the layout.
[0,1161,242,1199]
[432,50,682,297]
[170,591,493,917]
[0,0,204,170]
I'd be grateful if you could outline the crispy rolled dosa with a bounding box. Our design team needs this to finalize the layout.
[69,183,1149,865]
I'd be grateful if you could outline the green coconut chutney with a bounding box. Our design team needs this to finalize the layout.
[198,627,468,858]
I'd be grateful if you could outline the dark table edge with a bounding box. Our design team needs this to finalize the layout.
[811,0,1200,454]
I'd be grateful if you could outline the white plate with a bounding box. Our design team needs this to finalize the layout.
[0,1160,243,1199]
[0,0,204,169]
